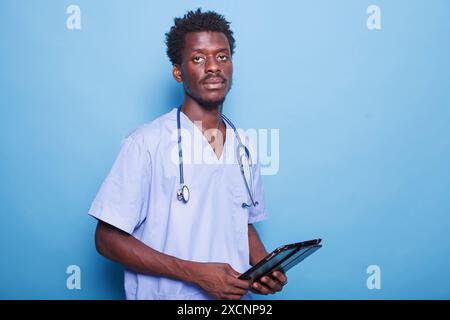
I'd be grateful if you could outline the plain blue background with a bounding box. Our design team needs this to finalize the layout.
[1,0,449,299]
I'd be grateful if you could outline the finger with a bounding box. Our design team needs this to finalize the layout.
[250,286,269,295]
[260,276,282,292]
[227,267,241,277]
[227,266,251,286]
[271,271,287,285]
[227,294,244,300]
[221,292,244,300]
[224,286,247,296]
[225,264,246,278]
[252,281,272,295]
[229,276,252,290]
[254,283,272,295]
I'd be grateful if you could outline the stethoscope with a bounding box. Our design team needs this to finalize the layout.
[176,105,259,208]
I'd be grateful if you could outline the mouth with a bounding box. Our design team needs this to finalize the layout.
[202,77,226,90]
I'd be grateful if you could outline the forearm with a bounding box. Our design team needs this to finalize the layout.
[95,221,197,284]
[248,224,269,266]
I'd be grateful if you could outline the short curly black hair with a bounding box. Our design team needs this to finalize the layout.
[165,8,236,66]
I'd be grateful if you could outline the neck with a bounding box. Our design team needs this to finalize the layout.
[181,95,223,131]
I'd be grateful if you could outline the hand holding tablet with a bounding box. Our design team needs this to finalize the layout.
[239,239,322,283]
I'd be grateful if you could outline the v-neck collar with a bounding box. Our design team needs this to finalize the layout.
[177,107,229,164]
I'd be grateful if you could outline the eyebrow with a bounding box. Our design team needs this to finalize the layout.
[191,48,230,54]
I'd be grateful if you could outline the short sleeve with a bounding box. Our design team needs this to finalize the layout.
[88,135,151,234]
[247,159,268,224]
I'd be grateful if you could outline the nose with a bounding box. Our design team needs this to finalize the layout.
[205,56,221,74]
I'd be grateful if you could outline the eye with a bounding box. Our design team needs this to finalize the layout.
[217,54,229,62]
[192,56,205,63]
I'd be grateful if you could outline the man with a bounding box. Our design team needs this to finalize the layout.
[88,8,287,300]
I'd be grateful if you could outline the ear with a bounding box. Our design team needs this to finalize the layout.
[172,64,183,83]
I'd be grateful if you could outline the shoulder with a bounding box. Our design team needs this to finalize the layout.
[126,108,177,151]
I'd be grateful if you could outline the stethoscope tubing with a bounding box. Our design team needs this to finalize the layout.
[176,105,258,207]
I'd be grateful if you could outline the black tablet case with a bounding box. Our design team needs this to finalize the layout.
[238,239,322,281]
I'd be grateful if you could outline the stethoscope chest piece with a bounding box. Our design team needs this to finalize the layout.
[177,185,190,203]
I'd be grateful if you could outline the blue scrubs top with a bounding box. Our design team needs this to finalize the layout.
[88,108,267,299]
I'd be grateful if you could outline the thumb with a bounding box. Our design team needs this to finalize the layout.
[225,264,241,277]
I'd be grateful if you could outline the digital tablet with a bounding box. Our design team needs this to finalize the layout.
[238,239,322,281]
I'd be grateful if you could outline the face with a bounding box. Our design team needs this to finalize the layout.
[173,31,233,109]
